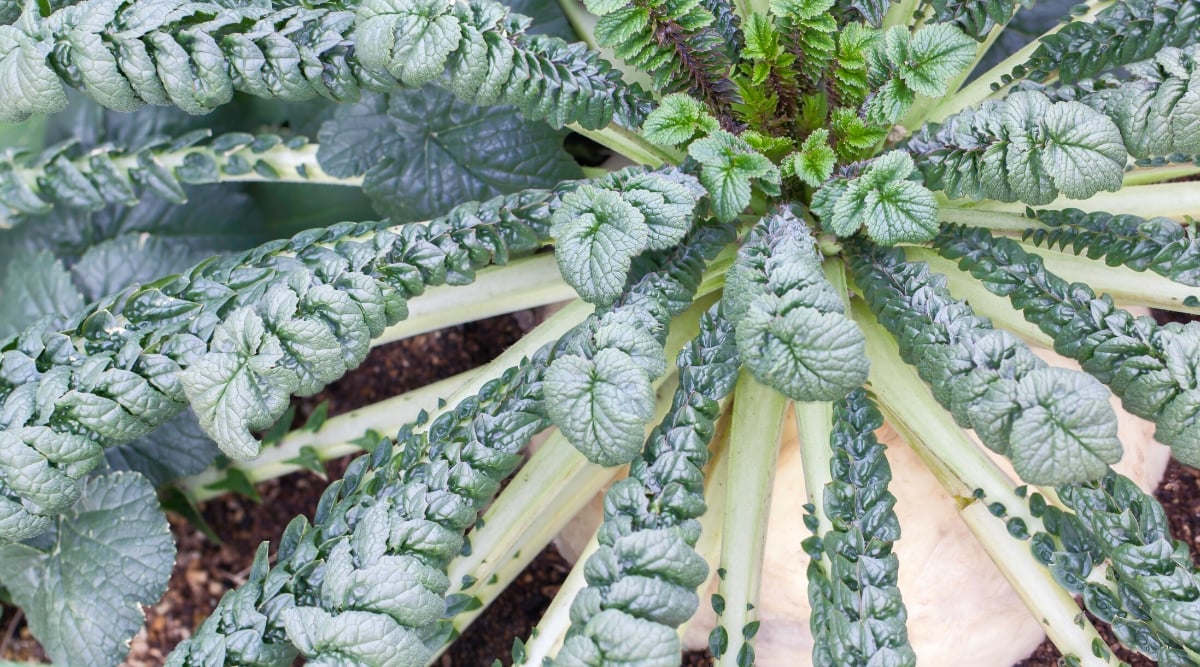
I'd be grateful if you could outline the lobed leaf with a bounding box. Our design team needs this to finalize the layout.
[544,349,656,466]
[909,90,1127,206]
[819,151,939,244]
[0,472,173,667]
[726,206,869,401]
[689,131,781,222]
[848,241,1122,485]
[932,224,1200,467]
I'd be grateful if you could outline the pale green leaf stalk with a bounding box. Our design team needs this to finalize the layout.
[709,372,787,667]
[855,304,1124,667]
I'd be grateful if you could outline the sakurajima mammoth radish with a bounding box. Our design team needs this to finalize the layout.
[555,319,1172,666]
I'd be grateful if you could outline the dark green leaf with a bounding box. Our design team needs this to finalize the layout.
[0,249,83,338]
[318,88,582,222]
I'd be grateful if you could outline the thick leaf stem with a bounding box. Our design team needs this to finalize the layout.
[794,401,834,538]
[180,299,594,502]
[456,292,718,662]
[434,431,628,662]
[712,372,787,667]
[956,181,1200,220]
[568,124,683,167]
[516,532,602,665]
[854,303,1123,667]
[1016,243,1200,316]
[1122,164,1200,186]
[372,255,576,347]
[0,134,358,222]
[937,205,1043,234]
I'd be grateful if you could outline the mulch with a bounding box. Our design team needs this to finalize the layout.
[1,310,1198,666]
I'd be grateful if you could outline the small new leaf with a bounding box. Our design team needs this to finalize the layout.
[787,129,836,187]
[689,131,780,222]
[894,24,975,98]
[826,151,939,244]
[641,94,720,147]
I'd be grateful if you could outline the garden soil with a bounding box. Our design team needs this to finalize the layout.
[1,310,1198,666]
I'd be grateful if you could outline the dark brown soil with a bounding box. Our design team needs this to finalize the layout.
[0,310,1197,666]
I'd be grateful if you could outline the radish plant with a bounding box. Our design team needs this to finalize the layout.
[0,0,1198,664]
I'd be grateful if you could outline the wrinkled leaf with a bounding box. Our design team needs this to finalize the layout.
[544,349,656,466]
[180,308,300,460]
[0,472,173,667]
[1007,368,1122,484]
[551,186,649,306]
[737,300,870,401]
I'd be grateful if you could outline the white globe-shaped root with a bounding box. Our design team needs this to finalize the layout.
[555,343,1172,665]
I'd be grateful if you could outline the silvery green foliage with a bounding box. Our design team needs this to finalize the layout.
[997,475,1200,663]
[1080,44,1200,160]
[849,242,1123,484]
[0,250,83,339]
[0,0,649,129]
[0,184,561,543]
[166,351,551,667]
[723,205,869,401]
[167,220,731,667]
[0,130,319,215]
[554,303,738,666]
[550,168,704,306]
[1022,208,1200,288]
[805,389,914,667]
[932,224,1200,467]
[317,87,582,221]
[909,90,1127,205]
[546,221,734,465]
[1,0,1200,662]
[0,472,174,666]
